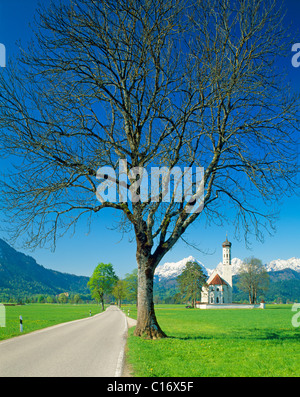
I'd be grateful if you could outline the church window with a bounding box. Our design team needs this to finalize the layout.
[216,297,219,303]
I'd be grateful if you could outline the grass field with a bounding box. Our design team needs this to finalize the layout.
[125,304,300,377]
[1,303,299,377]
[0,303,104,341]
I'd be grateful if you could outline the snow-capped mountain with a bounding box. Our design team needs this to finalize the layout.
[154,255,210,281]
[155,255,300,280]
[265,257,300,273]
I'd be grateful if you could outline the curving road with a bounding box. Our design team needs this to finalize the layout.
[0,306,127,377]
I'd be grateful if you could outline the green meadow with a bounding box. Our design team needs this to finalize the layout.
[0,303,103,341]
[1,303,299,377]
[126,304,300,377]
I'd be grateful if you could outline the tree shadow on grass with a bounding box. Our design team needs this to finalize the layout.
[167,328,300,341]
[253,329,300,341]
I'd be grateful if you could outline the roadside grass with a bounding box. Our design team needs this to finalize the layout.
[0,303,104,341]
[125,304,300,377]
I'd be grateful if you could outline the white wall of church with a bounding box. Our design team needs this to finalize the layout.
[201,237,233,304]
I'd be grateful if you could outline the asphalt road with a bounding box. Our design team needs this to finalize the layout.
[0,306,127,377]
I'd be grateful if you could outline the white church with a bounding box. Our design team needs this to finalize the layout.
[200,236,232,305]
[197,236,265,309]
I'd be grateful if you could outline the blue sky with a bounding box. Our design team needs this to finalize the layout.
[0,0,299,278]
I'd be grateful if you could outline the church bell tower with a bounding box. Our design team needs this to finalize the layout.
[222,235,232,287]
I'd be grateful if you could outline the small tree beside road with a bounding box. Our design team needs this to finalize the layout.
[88,263,118,310]
[112,280,127,308]
[124,269,138,306]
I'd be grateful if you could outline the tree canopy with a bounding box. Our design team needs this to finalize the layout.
[87,263,118,310]
[237,257,270,304]
[177,261,207,307]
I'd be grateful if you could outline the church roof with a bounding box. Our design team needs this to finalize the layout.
[208,274,228,286]
[222,235,231,247]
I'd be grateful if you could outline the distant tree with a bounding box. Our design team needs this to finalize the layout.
[58,293,68,304]
[177,261,207,308]
[124,269,138,305]
[112,280,127,307]
[38,295,45,303]
[153,295,160,305]
[46,295,54,303]
[73,294,81,304]
[174,292,183,304]
[88,263,118,310]
[237,257,270,304]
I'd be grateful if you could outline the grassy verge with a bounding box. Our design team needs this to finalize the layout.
[125,304,300,377]
[0,303,104,341]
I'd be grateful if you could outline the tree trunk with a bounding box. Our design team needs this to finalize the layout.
[134,255,167,339]
[249,286,255,304]
[248,289,252,304]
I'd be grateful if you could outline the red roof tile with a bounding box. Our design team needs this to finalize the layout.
[208,274,228,286]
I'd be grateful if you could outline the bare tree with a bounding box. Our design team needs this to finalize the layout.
[0,0,298,338]
[237,257,270,303]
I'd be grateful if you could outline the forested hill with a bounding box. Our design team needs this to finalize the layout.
[0,238,90,299]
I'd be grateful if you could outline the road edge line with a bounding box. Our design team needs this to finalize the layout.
[114,310,128,377]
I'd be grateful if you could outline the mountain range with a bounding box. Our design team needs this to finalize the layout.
[154,255,300,280]
[0,238,90,300]
[154,255,300,303]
